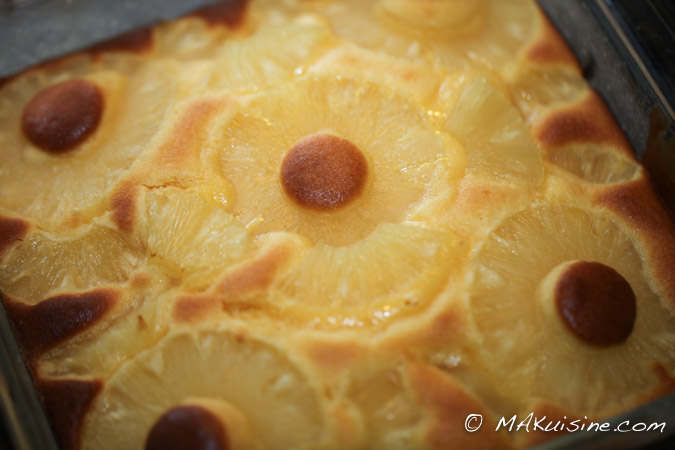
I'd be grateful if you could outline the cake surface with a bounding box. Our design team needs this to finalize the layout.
[1,1,674,449]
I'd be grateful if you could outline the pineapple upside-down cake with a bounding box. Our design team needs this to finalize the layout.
[0,0,674,449]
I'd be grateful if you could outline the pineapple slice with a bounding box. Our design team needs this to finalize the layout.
[446,77,543,184]
[154,17,230,61]
[348,366,422,449]
[317,0,538,71]
[547,143,641,185]
[314,0,435,61]
[0,223,142,303]
[37,274,171,379]
[81,326,329,449]
[509,67,589,123]
[308,44,443,106]
[216,76,463,247]
[137,188,252,287]
[273,223,457,325]
[208,20,336,94]
[0,57,176,225]
[469,204,675,416]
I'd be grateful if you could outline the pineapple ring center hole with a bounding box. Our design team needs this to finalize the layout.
[281,133,368,212]
[21,79,104,154]
[145,405,229,450]
[539,260,636,347]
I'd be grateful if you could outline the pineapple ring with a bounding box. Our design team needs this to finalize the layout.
[212,76,462,324]
[81,327,330,449]
[446,76,544,184]
[316,0,538,71]
[508,66,589,124]
[0,55,177,225]
[547,143,641,185]
[207,20,336,94]
[216,76,464,247]
[271,222,458,326]
[137,188,252,288]
[0,223,143,303]
[378,0,483,38]
[469,204,675,415]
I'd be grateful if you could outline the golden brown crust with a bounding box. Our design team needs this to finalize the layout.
[174,295,221,324]
[111,182,139,234]
[133,98,227,191]
[0,215,29,257]
[87,27,154,57]
[217,246,287,301]
[640,363,675,403]
[304,339,363,375]
[3,289,118,362]
[382,301,469,357]
[212,233,305,305]
[526,10,580,69]
[597,178,675,304]
[36,377,103,450]
[420,308,469,345]
[409,364,512,450]
[156,101,222,168]
[445,176,530,245]
[191,0,249,29]
[534,91,633,155]
[0,74,13,91]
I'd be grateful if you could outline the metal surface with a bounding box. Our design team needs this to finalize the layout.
[0,0,220,78]
[0,296,57,450]
[538,0,675,216]
[531,393,675,450]
[537,0,651,156]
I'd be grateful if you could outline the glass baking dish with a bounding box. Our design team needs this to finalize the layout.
[0,0,674,448]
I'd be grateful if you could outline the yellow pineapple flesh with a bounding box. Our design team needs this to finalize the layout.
[469,204,675,416]
[216,76,463,247]
[273,223,457,325]
[446,76,544,184]
[548,143,641,184]
[208,20,336,94]
[37,273,170,379]
[0,223,143,303]
[316,0,538,72]
[0,57,176,226]
[348,366,422,449]
[138,188,252,288]
[154,17,229,61]
[81,327,329,449]
[208,75,464,325]
[509,67,589,123]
